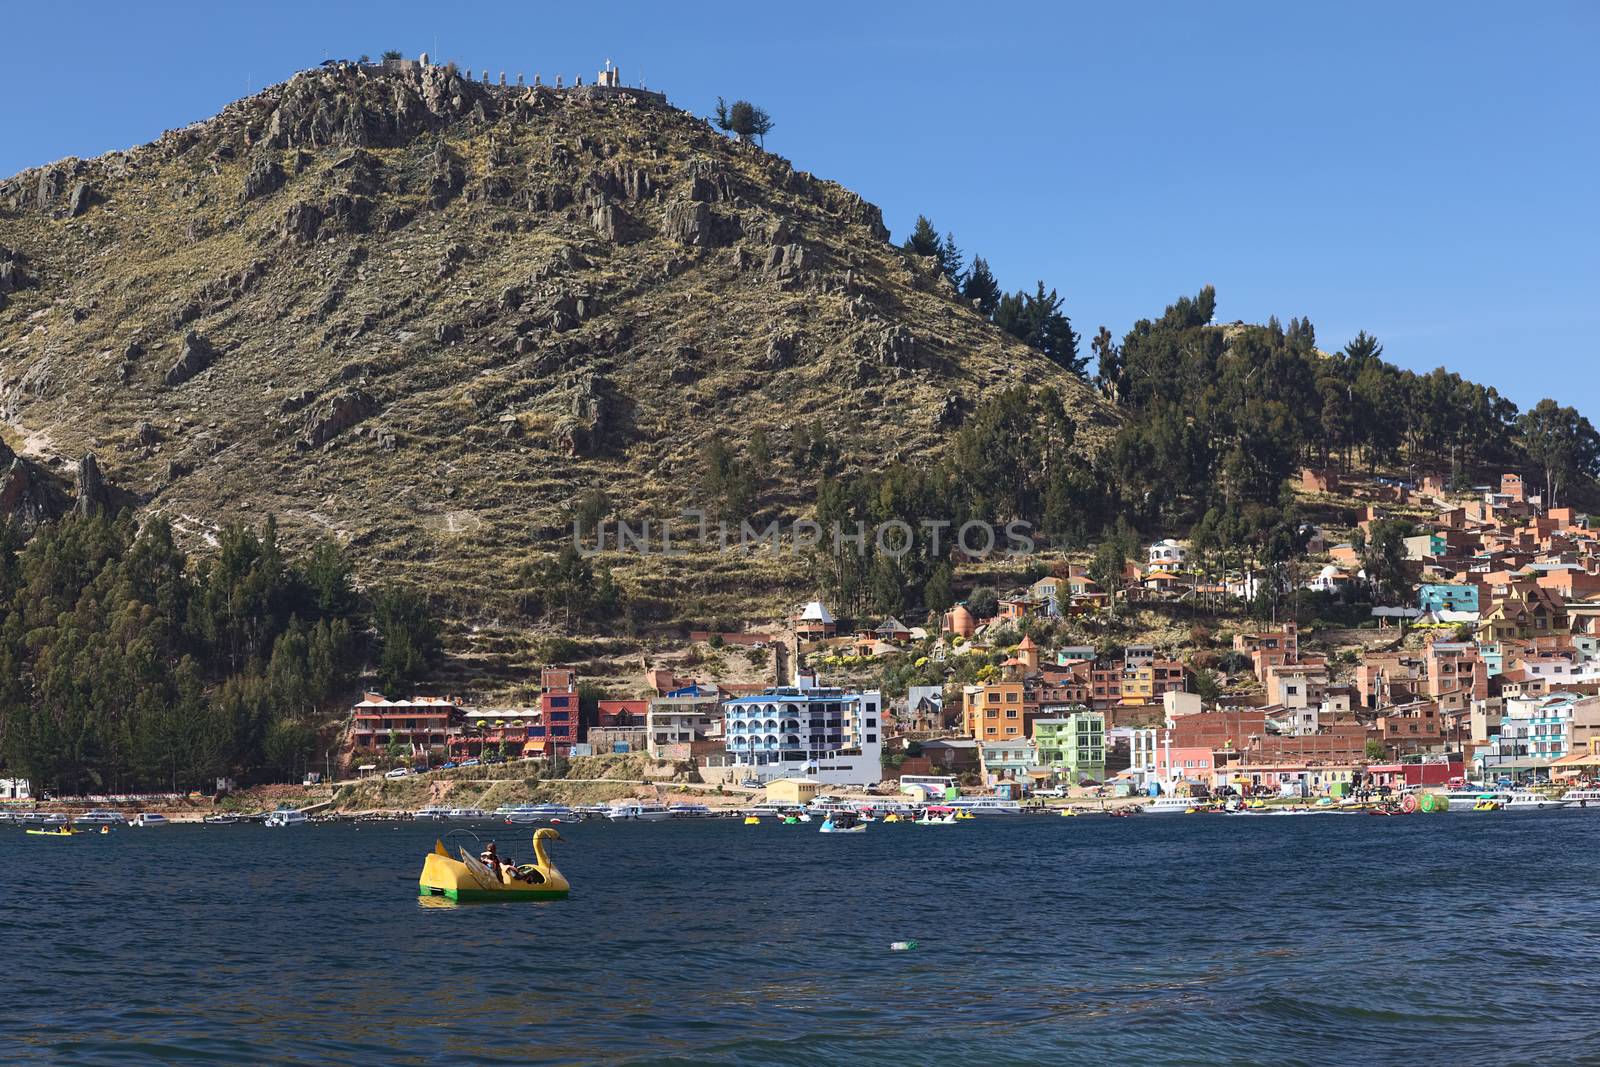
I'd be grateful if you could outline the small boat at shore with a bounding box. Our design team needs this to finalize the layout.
[130,813,169,827]
[73,809,128,826]
[668,803,715,819]
[203,814,242,825]
[605,801,673,822]
[264,808,308,827]
[1143,795,1200,815]
[497,804,574,823]
[418,828,570,902]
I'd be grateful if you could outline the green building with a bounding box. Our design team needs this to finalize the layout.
[1032,710,1106,783]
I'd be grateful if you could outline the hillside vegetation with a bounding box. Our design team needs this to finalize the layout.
[0,63,1113,637]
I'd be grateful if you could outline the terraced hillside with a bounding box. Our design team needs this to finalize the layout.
[0,61,1114,640]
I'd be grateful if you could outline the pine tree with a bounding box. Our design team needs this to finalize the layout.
[903,215,942,259]
[960,257,1001,317]
[937,231,964,283]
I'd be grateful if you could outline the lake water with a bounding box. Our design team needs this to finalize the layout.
[3,811,1597,1064]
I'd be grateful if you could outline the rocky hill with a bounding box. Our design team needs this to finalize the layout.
[0,61,1114,639]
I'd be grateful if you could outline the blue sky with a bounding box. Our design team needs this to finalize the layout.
[6,1,1596,415]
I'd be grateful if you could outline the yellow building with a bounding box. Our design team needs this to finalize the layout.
[963,681,1025,740]
[765,778,821,805]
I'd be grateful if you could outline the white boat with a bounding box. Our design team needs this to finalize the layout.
[1560,787,1600,808]
[498,803,574,823]
[1443,788,1568,811]
[743,802,801,818]
[18,812,68,827]
[413,806,453,820]
[946,796,1024,816]
[202,814,241,825]
[74,809,128,826]
[605,802,673,822]
[1143,794,1204,814]
[264,808,308,827]
[130,813,169,827]
[445,807,488,820]
[667,803,715,819]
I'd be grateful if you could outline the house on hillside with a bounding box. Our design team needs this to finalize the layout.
[794,601,837,639]
[1148,539,1187,567]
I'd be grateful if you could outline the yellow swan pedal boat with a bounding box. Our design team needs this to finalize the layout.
[744,815,761,825]
[418,827,570,902]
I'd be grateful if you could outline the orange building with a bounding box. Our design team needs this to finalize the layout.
[963,680,1026,740]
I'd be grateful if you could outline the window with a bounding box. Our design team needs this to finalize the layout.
[866,717,877,727]
[866,734,877,743]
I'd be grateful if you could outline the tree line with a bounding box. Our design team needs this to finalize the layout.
[788,284,1599,621]
[0,513,440,796]
[903,215,1085,374]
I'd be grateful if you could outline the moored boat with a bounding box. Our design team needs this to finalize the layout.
[73,809,128,826]
[1143,794,1201,815]
[1560,787,1600,808]
[667,803,715,819]
[946,796,1023,816]
[605,801,673,822]
[264,807,308,827]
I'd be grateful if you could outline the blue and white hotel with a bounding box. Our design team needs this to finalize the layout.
[723,685,884,786]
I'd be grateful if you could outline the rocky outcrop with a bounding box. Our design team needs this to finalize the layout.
[873,324,917,368]
[428,143,465,208]
[662,197,737,248]
[588,197,627,242]
[0,245,30,297]
[241,155,286,202]
[283,200,323,243]
[554,372,611,456]
[36,167,64,211]
[74,452,113,516]
[164,331,217,387]
[67,181,95,217]
[765,331,799,369]
[304,388,378,447]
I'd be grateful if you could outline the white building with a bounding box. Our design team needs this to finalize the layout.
[0,777,30,801]
[723,686,883,786]
[647,688,723,759]
[1148,539,1187,567]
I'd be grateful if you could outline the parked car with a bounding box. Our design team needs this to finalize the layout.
[384,767,412,779]
[483,753,506,765]
[460,758,481,768]
[438,761,458,771]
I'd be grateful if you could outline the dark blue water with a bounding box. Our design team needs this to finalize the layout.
[3,812,1596,1064]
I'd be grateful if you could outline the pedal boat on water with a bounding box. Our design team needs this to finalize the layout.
[418,827,570,902]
